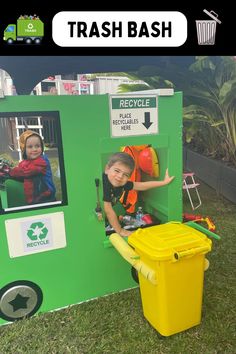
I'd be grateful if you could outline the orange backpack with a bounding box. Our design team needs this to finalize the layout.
[119,145,159,214]
[119,146,141,214]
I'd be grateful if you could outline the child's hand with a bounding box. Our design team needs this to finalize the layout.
[119,228,133,237]
[0,165,10,177]
[164,168,175,185]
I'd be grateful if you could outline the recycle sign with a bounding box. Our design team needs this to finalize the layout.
[27,222,48,241]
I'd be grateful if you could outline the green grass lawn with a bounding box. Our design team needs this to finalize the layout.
[0,180,235,354]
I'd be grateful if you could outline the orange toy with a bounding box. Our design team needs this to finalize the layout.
[183,213,216,232]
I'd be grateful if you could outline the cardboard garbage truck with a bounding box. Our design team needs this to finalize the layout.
[0,90,220,336]
[3,19,44,44]
[0,90,183,326]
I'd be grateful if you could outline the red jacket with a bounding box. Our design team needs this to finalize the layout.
[9,155,55,204]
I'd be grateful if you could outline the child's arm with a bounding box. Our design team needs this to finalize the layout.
[9,159,47,178]
[104,201,133,237]
[133,168,175,191]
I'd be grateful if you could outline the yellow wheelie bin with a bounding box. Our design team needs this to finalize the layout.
[128,222,213,336]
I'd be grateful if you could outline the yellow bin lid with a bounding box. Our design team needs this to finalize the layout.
[128,222,212,261]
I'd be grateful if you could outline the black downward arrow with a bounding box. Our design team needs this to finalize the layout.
[142,112,153,129]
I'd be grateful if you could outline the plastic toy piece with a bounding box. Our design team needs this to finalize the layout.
[183,213,216,232]
[138,145,159,177]
[109,233,157,285]
[204,217,216,232]
[185,221,220,240]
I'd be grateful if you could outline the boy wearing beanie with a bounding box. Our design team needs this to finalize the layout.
[8,130,56,205]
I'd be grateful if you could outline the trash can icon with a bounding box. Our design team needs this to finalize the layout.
[196,9,221,45]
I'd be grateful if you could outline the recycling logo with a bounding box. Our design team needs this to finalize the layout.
[27,222,48,241]
[22,218,52,251]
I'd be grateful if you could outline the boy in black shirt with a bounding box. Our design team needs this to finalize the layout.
[103,152,174,237]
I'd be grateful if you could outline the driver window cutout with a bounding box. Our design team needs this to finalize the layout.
[100,145,161,236]
[0,112,67,213]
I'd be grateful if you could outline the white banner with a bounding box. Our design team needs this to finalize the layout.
[53,11,187,47]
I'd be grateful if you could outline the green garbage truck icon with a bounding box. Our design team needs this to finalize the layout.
[3,16,44,44]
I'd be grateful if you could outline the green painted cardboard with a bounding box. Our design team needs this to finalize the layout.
[0,92,182,324]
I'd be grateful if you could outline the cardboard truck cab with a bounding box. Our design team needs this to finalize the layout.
[0,91,182,325]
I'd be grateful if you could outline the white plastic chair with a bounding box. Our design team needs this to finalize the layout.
[183,172,202,210]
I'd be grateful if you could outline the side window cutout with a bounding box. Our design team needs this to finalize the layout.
[101,145,160,237]
[0,111,67,213]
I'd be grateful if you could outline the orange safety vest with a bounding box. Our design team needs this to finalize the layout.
[119,146,141,214]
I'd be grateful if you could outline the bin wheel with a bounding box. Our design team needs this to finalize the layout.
[131,267,139,284]
[25,38,32,44]
[0,280,43,322]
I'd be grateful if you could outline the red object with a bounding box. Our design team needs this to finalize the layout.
[183,213,202,221]
[142,214,153,224]
[183,213,216,232]
[204,217,216,232]
[63,82,75,94]
[9,156,53,204]
[138,146,159,177]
